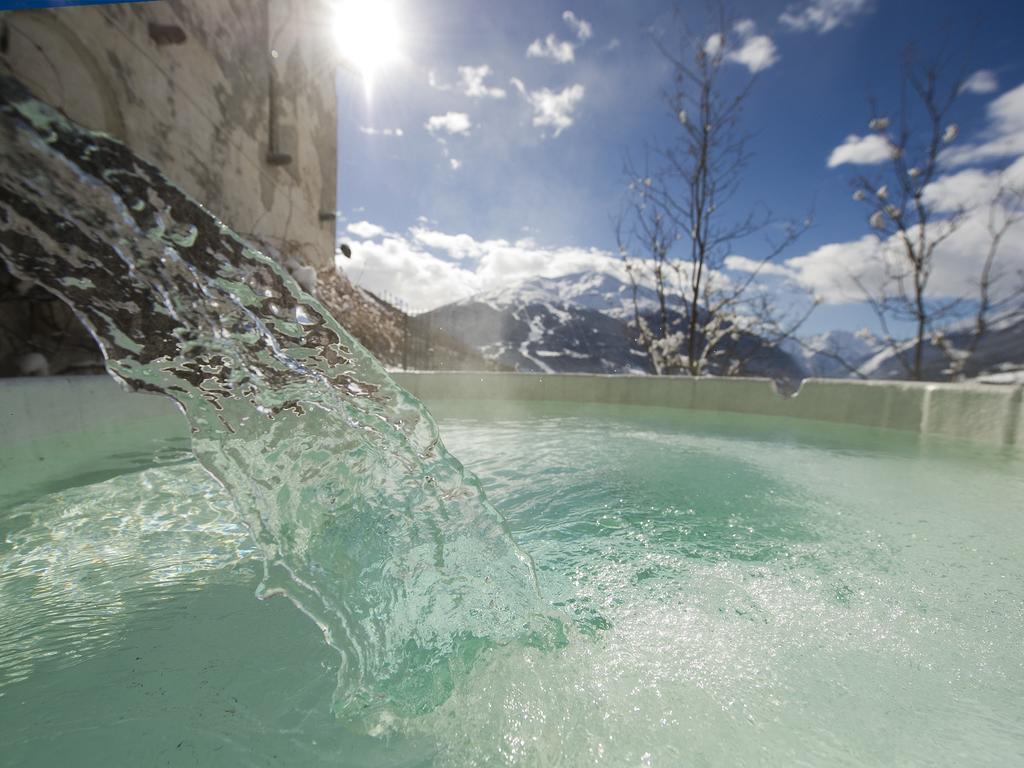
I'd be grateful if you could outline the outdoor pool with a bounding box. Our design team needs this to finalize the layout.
[2,400,1022,767]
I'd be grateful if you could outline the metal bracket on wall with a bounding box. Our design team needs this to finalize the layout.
[147,23,187,47]
[266,67,292,166]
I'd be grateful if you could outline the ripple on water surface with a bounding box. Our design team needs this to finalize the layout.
[2,405,1023,767]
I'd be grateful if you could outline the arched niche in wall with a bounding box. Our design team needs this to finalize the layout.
[0,11,126,139]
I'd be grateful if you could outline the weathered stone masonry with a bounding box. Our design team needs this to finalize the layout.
[0,0,339,374]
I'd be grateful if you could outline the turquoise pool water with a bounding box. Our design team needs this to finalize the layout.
[2,402,1022,767]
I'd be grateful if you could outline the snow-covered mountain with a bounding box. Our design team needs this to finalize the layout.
[421,272,804,379]
[409,271,1024,381]
[782,317,1024,381]
[425,288,645,374]
[469,272,681,320]
[854,316,1024,380]
[781,330,884,379]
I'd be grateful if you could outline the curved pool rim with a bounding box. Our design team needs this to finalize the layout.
[1,372,1020,502]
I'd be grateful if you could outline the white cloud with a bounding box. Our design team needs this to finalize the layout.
[359,126,404,137]
[410,228,484,259]
[704,33,724,57]
[449,158,462,170]
[562,10,592,41]
[812,84,1024,310]
[341,235,482,311]
[728,30,780,73]
[789,221,1024,305]
[455,65,506,99]
[341,224,628,311]
[779,0,872,34]
[710,20,779,74]
[724,255,797,278]
[431,65,508,99]
[961,69,999,95]
[347,220,387,239]
[424,111,472,136]
[343,224,803,314]
[605,38,621,52]
[785,165,1024,305]
[922,167,999,213]
[526,12,593,63]
[510,79,585,137]
[733,18,757,38]
[473,238,623,290]
[526,33,576,64]
[923,155,1024,213]
[784,235,882,302]
[940,82,1024,167]
[827,133,895,167]
[427,70,452,91]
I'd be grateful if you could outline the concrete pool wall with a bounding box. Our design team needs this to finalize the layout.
[1,373,1021,496]
[3,372,1022,446]
[391,372,1023,449]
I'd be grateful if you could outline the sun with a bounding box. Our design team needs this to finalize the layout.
[333,0,403,89]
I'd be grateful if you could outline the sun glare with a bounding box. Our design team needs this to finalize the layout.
[333,0,403,91]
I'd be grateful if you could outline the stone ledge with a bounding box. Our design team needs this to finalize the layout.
[392,372,1023,449]
[0,373,1020,461]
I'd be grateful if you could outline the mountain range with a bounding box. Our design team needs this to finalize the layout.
[411,271,1024,382]
[418,272,804,380]
[855,316,1024,380]
[780,330,884,379]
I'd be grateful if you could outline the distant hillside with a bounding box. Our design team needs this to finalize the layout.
[472,271,675,319]
[320,268,499,372]
[855,317,1024,381]
[778,319,1024,382]
[423,295,644,374]
[781,330,884,379]
[418,273,805,380]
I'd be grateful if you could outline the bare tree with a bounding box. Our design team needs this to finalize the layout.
[847,45,1024,380]
[847,46,966,380]
[617,8,813,377]
[932,179,1024,379]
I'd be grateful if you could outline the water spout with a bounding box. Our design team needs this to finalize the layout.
[0,75,559,718]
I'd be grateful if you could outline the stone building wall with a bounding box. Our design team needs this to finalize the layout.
[0,0,339,375]
[1,0,337,267]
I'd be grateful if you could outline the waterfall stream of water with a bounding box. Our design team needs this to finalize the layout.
[0,76,560,719]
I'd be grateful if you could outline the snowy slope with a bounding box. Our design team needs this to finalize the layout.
[467,272,681,320]
[854,316,1024,380]
[781,330,884,379]
[430,271,1022,381]
[425,271,804,378]
[426,294,645,374]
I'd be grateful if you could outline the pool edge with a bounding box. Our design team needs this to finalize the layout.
[0,373,1021,454]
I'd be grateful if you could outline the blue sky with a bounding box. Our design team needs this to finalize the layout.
[334,0,1024,336]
